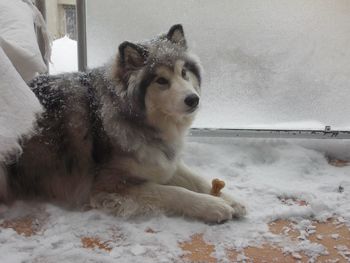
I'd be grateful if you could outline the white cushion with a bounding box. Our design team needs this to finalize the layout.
[0,0,47,82]
[0,46,43,160]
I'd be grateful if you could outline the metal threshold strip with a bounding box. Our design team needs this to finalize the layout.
[189,127,350,139]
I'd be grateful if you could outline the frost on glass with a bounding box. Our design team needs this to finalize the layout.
[86,0,350,130]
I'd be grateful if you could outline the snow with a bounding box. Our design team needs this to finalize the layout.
[1,138,350,262]
[85,0,350,130]
[49,36,77,74]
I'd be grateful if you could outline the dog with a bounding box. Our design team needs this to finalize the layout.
[1,24,246,223]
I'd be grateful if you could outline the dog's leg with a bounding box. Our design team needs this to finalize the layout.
[166,162,246,218]
[90,182,237,223]
[0,164,8,202]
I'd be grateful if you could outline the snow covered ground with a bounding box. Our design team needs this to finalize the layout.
[1,138,349,262]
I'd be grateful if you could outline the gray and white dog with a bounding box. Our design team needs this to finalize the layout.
[2,25,246,223]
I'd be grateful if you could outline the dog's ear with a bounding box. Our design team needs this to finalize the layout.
[118,41,149,69]
[167,24,187,49]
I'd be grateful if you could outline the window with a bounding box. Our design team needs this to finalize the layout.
[63,4,77,40]
[44,0,78,74]
[81,1,350,132]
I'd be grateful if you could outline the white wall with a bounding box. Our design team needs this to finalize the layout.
[86,0,350,129]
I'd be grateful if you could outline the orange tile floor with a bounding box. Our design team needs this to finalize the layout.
[179,217,350,262]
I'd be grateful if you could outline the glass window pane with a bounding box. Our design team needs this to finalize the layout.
[46,1,78,74]
[86,0,350,130]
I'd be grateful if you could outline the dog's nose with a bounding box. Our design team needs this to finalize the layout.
[184,94,199,108]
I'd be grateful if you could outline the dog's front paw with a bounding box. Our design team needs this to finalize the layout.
[221,193,247,218]
[188,195,235,223]
[231,202,246,218]
[90,193,141,218]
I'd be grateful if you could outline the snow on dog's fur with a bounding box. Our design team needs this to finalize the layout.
[2,25,246,223]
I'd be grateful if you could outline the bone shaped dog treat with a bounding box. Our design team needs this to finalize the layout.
[210,178,225,196]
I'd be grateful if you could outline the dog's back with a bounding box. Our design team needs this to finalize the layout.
[6,72,101,206]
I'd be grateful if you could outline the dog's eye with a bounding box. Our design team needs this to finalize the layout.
[156,77,169,85]
[181,68,188,80]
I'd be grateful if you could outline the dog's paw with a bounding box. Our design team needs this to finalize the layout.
[189,195,236,223]
[231,202,246,218]
[90,193,141,218]
[220,193,247,219]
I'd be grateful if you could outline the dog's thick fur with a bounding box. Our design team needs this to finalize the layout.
[2,25,245,223]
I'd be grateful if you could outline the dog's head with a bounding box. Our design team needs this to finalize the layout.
[114,24,202,129]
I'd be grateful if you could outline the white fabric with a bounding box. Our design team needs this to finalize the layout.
[0,47,42,161]
[0,0,48,82]
[0,0,45,161]
[22,0,52,63]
